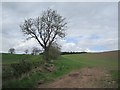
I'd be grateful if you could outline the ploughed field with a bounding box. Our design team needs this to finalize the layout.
[2,51,119,88]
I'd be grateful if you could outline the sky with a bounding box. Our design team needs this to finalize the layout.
[1,2,118,53]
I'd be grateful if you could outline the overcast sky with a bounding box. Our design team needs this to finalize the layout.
[1,2,118,53]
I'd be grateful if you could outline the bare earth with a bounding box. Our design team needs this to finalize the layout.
[38,67,117,88]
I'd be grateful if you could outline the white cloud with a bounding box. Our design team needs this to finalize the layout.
[14,38,42,54]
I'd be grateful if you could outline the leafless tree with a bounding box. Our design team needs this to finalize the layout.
[20,9,67,61]
[24,49,29,54]
[31,47,41,55]
[8,48,15,54]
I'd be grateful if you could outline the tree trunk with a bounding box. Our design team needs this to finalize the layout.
[44,47,50,61]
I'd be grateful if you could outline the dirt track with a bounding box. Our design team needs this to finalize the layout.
[38,67,117,88]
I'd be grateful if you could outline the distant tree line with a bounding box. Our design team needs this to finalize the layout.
[8,47,42,55]
[8,48,87,55]
[61,51,87,55]
[40,51,87,55]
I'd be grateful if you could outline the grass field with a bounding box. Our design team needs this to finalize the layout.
[2,50,119,88]
[2,53,42,64]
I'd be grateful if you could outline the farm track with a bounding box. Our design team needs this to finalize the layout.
[38,67,117,88]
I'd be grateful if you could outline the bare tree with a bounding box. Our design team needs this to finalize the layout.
[31,47,41,55]
[24,49,29,54]
[20,9,67,61]
[8,48,15,54]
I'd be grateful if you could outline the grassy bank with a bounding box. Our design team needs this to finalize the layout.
[2,51,119,88]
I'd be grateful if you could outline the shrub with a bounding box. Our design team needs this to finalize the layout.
[2,66,14,79]
[49,43,61,60]
[11,60,32,78]
[32,61,42,69]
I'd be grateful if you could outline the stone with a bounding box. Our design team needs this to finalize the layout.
[38,80,44,85]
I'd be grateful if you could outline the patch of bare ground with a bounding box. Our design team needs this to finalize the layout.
[37,67,117,88]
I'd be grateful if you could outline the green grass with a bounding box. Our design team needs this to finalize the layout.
[2,51,119,88]
[2,53,42,64]
[63,53,118,70]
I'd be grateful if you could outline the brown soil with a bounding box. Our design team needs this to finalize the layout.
[37,67,117,88]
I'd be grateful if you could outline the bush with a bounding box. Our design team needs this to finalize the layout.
[11,60,32,78]
[32,61,42,69]
[49,43,61,60]
[2,66,14,80]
